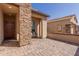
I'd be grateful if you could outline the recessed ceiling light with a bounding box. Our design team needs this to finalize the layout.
[9,6,12,9]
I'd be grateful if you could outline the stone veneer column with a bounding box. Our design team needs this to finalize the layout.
[19,4,32,46]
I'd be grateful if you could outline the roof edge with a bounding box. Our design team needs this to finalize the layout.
[32,9,49,17]
[48,14,78,23]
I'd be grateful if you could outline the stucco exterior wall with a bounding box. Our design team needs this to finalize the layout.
[48,16,78,34]
[32,12,47,38]
[32,17,47,38]
[70,17,78,34]
[47,19,71,34]
[41,18,47,38]
[48,33,79,44]
[0,8,3,44]
[32,11,46,19]
[16,10,19,41]
[70,16,77,25]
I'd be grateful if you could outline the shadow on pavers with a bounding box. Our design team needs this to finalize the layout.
[74,47,79,56]
[0,40,20,47]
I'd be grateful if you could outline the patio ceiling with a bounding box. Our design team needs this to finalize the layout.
[0,4,18,14]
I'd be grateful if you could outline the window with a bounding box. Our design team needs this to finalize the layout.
[32,20,37,37]
[57,25,62,31]
[32,20,35,31]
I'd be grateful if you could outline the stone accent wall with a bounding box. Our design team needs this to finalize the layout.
[19,4,32,46]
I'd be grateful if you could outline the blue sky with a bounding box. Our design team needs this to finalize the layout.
[32,3,79,24]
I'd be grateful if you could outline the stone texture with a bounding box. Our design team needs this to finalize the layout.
[0,38,78,56]
[19,4,32,46]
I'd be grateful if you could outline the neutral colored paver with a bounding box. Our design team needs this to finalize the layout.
[0,38,78,56]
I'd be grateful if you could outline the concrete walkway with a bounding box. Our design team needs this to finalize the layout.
[0,38,78,56]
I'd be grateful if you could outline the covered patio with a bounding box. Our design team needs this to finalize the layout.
[32,9,48,38]
[0,3,48,47]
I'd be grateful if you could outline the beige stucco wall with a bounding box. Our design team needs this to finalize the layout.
[47,16,79,44]
[32,11,46,19]
[70,17,78,34]
[47,19,71,34]
[70,16,78,34]
[48,33,79,44]
[32,12,47,38]
[70,24,77,34]
[32,17,47,38]
[48,17,77,34]
[16,10,19,41]
[70,16,77,25]
[0,8,3,44]
[41,18,47,38]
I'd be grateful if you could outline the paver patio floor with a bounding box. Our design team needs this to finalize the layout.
[0,38,78,56]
